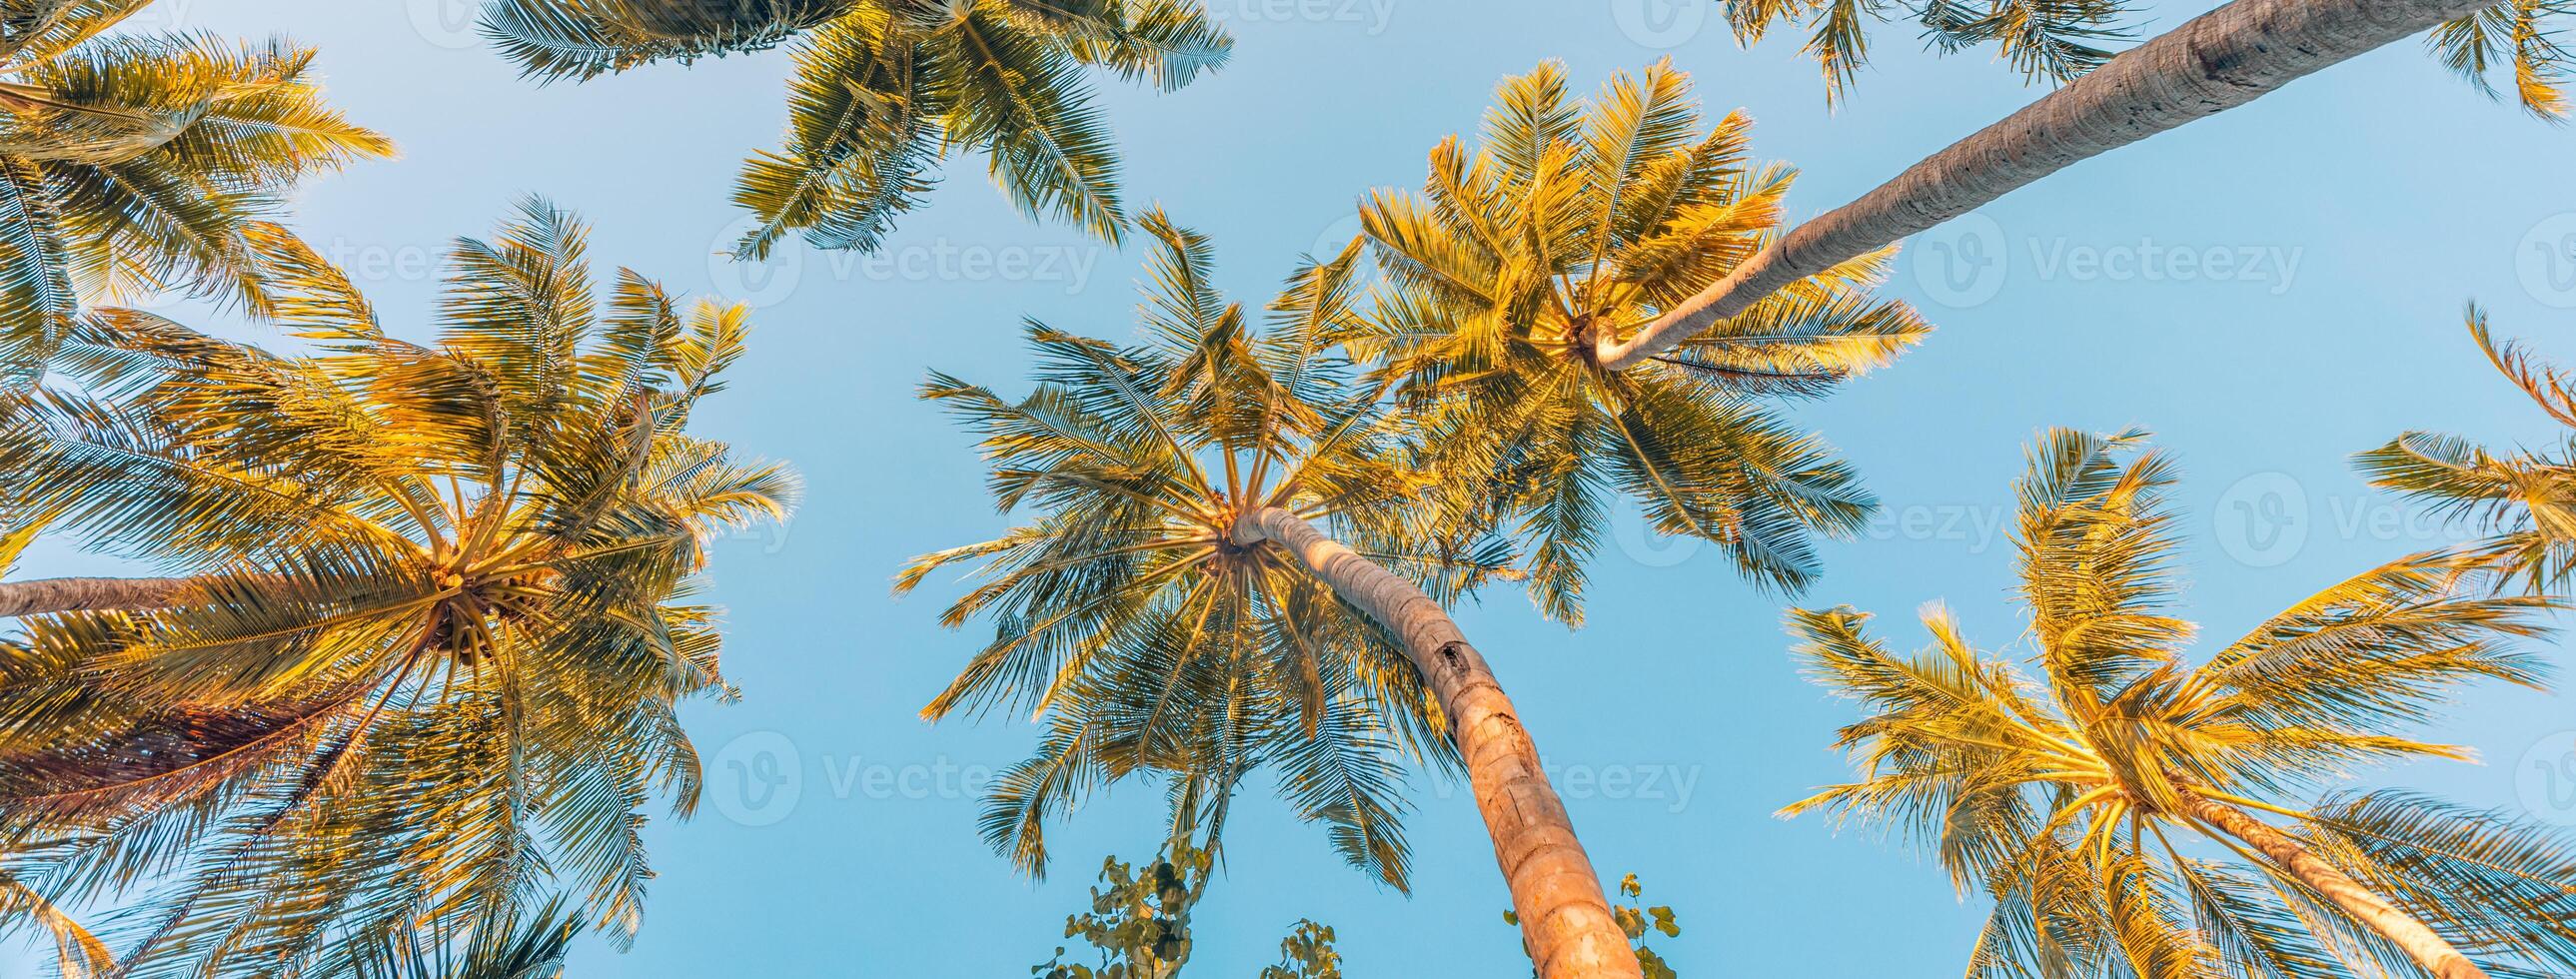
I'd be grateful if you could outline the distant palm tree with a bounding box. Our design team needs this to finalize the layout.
[2361,305,2576,593]
[1358,60,1928,622]
[1787,427,2576,979]
[1599,0,2499,373]
[1724,0,2567,118]
[904,213,1643,978]
[0,200,793,975]
[0,0,393,381]
[478,0,1230,256]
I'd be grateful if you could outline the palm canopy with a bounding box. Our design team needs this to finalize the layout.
[1357,59,1928,623]
[479,0,1231,257]
[2361,305,2576,593]
[0,199,794,976]
[1787,427,2576,977]
[900,213,1516,890]
[0,0,392,381]
[1725,0,2570,118]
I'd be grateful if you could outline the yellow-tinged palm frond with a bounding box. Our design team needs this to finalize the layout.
[908,212,1513,892]
[0,22,390,383]
[2432,1,2576,121]
[1359,60,1927,623]
[1722,0,2133,106]
[1788,427,2576,978]
[0,199,793,977]
[479,0,1228,256]
[2362,305,2576,593]
[0,872,113,978]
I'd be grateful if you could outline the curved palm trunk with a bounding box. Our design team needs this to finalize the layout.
[2184,794,2487,979]
[0,575,195,616]
[1234,506,1640,979]
[1597,0,2493,371]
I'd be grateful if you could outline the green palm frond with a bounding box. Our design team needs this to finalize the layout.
[479,0,1229,254]
[2363,306,2576,593]
[0,22,391,381]
[1787,427,2576,977]
[1359,60,1926,623]
[2433,1,2576,121]
[0,199,792,977]
[913,212,1506,892]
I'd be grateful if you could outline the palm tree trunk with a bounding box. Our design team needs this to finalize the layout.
[2184,794,2488,979]
[1596,0,2493,371]
[1233,506,1641,979]
[0,575,195,616]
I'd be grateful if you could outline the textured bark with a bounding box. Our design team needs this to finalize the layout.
[0,576,196,617]
[1597,0,2496,371]
[2186,795,2488,979]
[1235,507,1641,979]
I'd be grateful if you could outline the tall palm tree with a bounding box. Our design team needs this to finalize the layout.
[1726,0,2570,118]
[0,199,794,976]
[2361,305,2576,594]
[1358,60,1928,623]
[477,0,1230,256]
[903,213,1643,978]
[1597,0,2496,373]
[0,0,393,381]
[1787,427,2576,979]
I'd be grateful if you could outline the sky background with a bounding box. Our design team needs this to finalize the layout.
[12,0,2576,974]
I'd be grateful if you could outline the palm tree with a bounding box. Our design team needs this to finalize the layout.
[2360,305,2576,594]
[477,0,1230,256]
[903,213,1643,978]
[1357,60,1928,623]
[1597,0,2497,373]
[1786,427,2576,979]
[0,0,393,381]
[0,199,794,975]
[1727,0,2570,118]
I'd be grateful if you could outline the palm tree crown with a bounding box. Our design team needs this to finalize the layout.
[479,0,1231,256]
[901,214,1514,889]
[0,0,393,380]
[1788,428,2576,976]
[0,199,794,975]
[2362,305,2576,593]
[1358,60,1928,623]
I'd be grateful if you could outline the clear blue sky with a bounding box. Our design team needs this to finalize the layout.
[11,0,2576,974]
